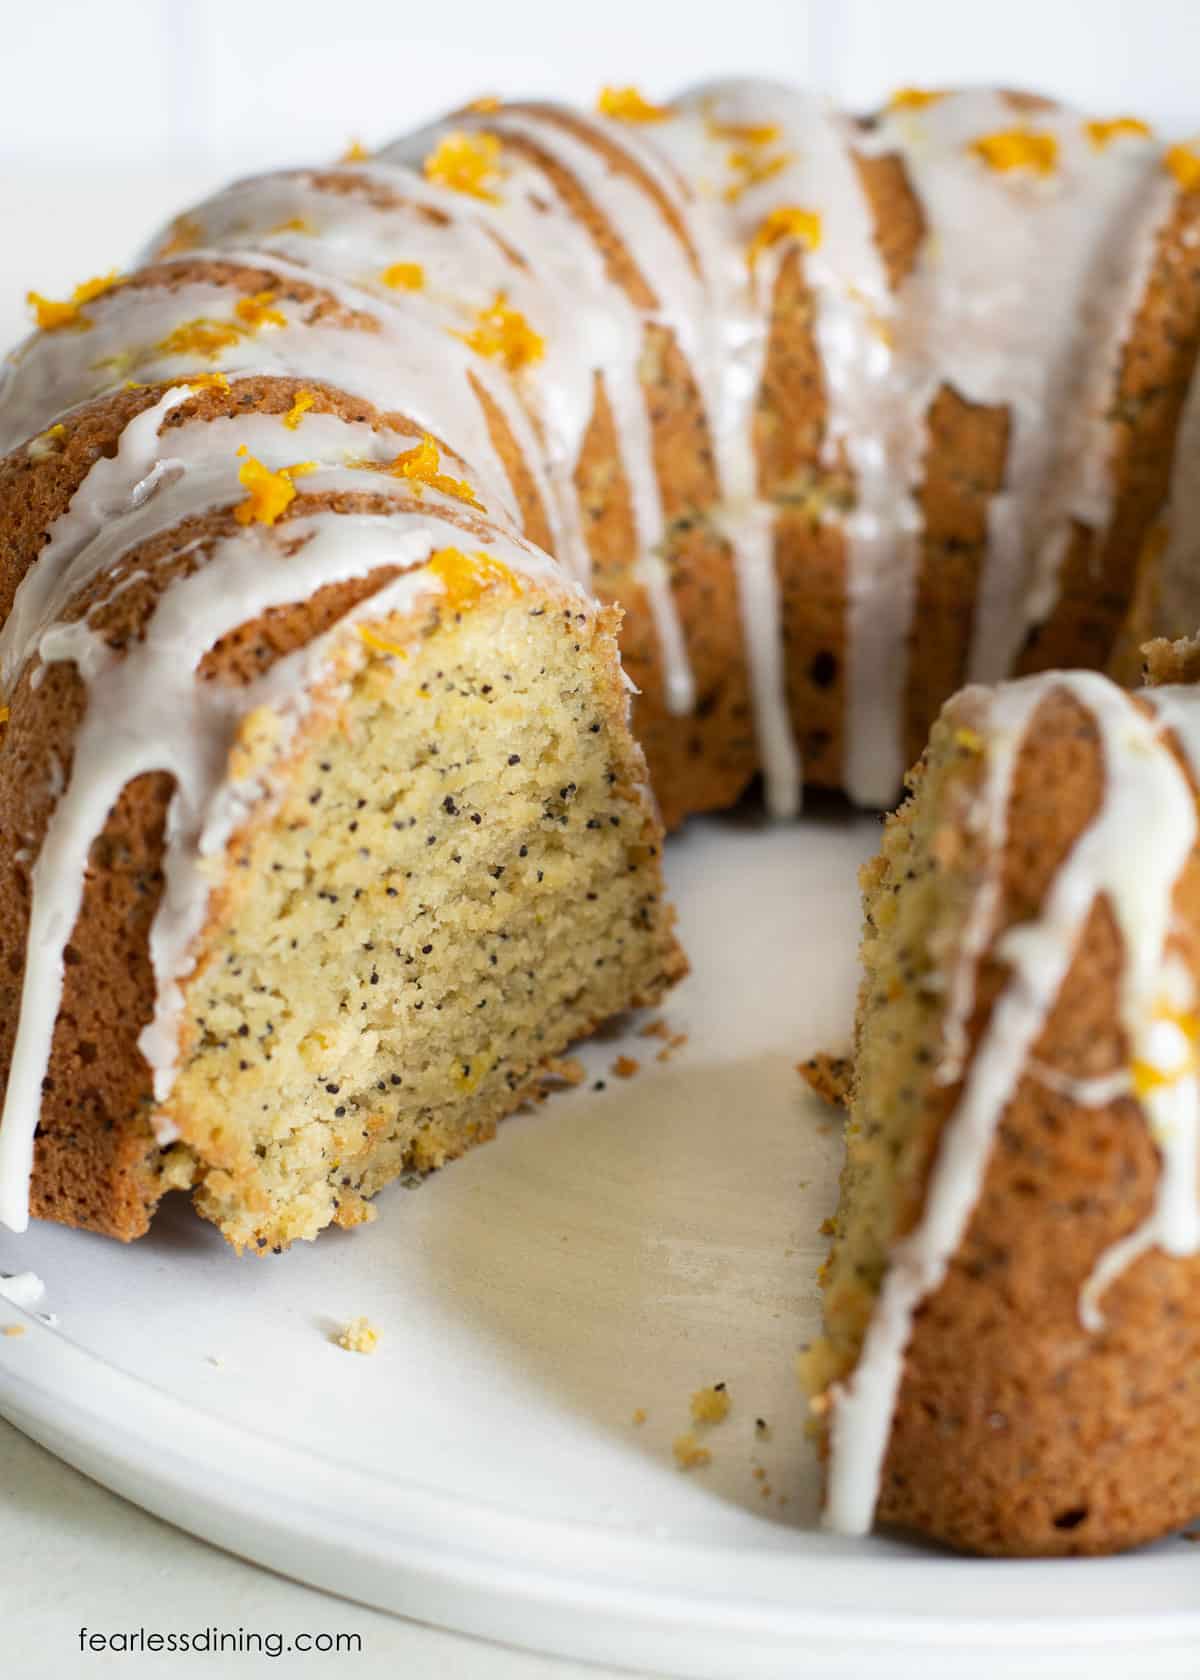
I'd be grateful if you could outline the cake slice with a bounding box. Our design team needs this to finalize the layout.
[803,668,1200,1554]
[0,380,685,1249]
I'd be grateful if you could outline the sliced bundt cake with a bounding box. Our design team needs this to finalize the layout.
[0,378,684,1247]
[803,668,1200,1554]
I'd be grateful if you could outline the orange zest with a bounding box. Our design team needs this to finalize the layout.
[723,147,793,204]
[455,292,544,372]
[27,270,123,332]
[747,206,822,270]
[423,131,503,201]
[1085,116,1152,149]
[888,88,945,111]
[357,624,409,659]
[156,318,244,359]
[355,434,482,509]
[969,128,1059,176]
[1166,142,1200,191]
[233,450,317,526]
[380,262,425,291]
[233,290,287,330]
[596,86,671,124]
[427,546,521,608]
[283,390,316,430]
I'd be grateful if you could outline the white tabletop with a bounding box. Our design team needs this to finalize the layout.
[1,1418,637,1679]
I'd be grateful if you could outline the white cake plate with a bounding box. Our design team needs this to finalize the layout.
[1,810,1198,1678]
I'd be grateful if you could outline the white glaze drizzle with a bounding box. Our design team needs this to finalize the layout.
[826,670,1200,1535]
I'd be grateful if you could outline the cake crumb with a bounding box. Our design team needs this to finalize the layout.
[334,1316,379,1354]
[672,1432,712,1470]
[690,1383,731,1425]
[798,1051,852,1110]
[656,1032,690,1064]
[755,1417,769,1436]
[541,1056,586,1086]
[632,1407,647,1425]
[611,1055,640,1079]
[2,1325,25,1338]
[639,1018,670,1040]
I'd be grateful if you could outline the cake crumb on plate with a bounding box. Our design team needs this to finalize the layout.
[690,1382,730,1424]
[334,1316,379,1354]
[672,1432,711,1470]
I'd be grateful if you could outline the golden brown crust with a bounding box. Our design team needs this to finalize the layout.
[1017,182,1200,676]
[873,691,1200,1554]
[904,386,1010,766]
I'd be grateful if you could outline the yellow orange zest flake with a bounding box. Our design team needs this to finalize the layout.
[1131,1004,1200,1098]
[424,131,503,201]
[723,147,793,204]
[27,270,123,332]
[27,422,67,461]
[233,450,317,526]
[466,94,502,113]
[270,216,314,235]
[0,705,9,725]
[234,290,287,330]
[156,318,244,360]
[283,390,316,430]
[361,435,483,508]
[706,116,780,147]
[1166,143,1200,192]
[357,624,409,660]
[888,87,946,110]
[747,206,822,270]
[596,86,671,124]
[456,292,544,372]
[380,262,425,291]
[970,128,1059,176]
[954,726,984,753]
[428,546,522,609]
[340,138,370,163]
[183,371,231,393]
[1086,116,1152,149]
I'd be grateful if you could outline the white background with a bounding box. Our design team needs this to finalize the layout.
[3,3,1200,1676]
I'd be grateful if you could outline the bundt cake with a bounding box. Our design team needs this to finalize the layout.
[802,665,1200,1555]
[4,76,1200,1553]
